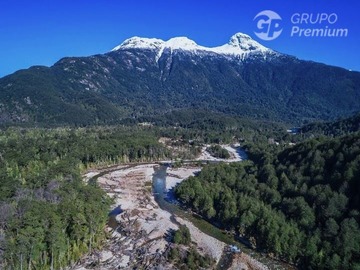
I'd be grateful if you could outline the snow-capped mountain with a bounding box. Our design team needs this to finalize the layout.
[112,33,275,61]
[0,32,359,125]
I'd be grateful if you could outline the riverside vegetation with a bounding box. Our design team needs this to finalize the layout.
[0,112,359,269]
[0,126,170,269]
[175,132,360,269]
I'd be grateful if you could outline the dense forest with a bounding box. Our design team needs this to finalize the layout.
[301,112,360,137]
[1,111,359,269]
[175,133,360,269]
[0,126,171,269]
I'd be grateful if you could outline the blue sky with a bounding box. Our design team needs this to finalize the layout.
[0,0,359,77]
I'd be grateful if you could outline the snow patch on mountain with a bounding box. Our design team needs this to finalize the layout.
[212,33,269,55]
[112,37,164,51]
[111,33,275,61]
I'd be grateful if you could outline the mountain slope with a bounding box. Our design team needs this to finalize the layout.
[1,33,360,125]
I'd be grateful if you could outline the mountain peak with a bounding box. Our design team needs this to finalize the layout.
[230,32,252,40]
[111,33,274,58]
[111,37,164,51]
[229,33,253,46]
[226,32,269,52]
[165,37,198,49]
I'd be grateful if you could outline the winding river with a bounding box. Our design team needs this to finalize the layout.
[98,146,294,269]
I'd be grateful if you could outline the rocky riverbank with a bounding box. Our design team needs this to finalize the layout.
[74,149,272,269]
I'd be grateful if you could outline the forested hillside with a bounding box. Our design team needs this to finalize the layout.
[175,133,360,269]
[1,44,360,125]
[301,112,360,137]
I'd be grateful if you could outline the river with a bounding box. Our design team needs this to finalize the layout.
[96,146,295,269]
[152,164,294,270]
